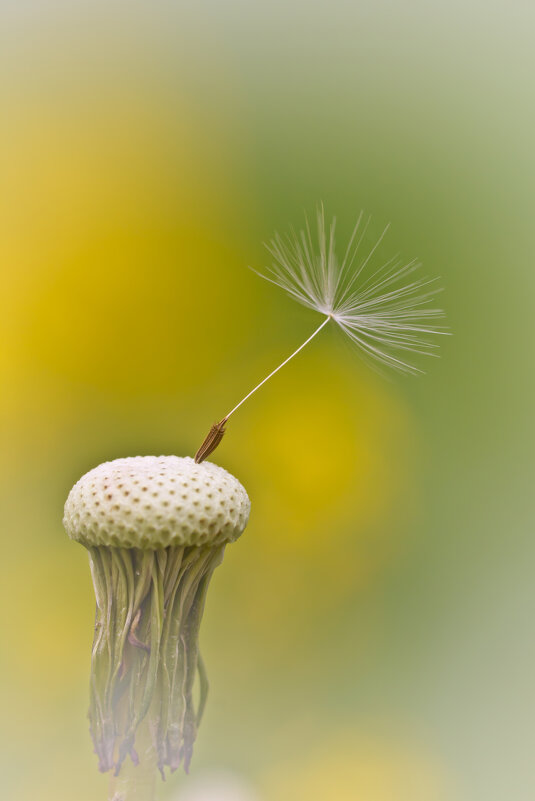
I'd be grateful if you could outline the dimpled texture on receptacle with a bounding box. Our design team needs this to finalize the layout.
[63,455,250,549]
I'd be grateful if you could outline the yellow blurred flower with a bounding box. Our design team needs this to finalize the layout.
[263,733,449,801]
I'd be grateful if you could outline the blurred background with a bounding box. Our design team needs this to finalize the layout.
[1,2,533,800]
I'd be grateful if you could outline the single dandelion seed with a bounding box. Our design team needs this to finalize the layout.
[63,456,250,797]
[195,206,448,462]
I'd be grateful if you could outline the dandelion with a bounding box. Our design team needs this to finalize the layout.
[64,207,446,800]
[195,207,447,462]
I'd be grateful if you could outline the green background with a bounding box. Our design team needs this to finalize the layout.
[1,2,533,800]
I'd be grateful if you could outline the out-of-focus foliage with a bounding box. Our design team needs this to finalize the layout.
[1,2,533,800]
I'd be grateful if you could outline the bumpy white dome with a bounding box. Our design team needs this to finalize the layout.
[63,455,250,548]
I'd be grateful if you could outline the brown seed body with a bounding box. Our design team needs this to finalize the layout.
[194,418,228,464]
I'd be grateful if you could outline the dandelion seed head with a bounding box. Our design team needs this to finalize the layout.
[258,206,448,375]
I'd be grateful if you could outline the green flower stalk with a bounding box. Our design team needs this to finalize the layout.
[63,456,249,788]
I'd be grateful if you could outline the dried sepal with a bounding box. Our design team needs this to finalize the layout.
[88,544,224,777]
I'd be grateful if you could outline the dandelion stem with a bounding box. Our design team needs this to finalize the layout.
[108,720,157,801]
[224,315,331,420]
[194,315,331,463]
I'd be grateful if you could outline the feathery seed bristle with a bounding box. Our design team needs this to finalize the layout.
[259,206,448,374]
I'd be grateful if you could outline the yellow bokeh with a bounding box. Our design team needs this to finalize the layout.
[2,3,531,800]
[263,732,448,801]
